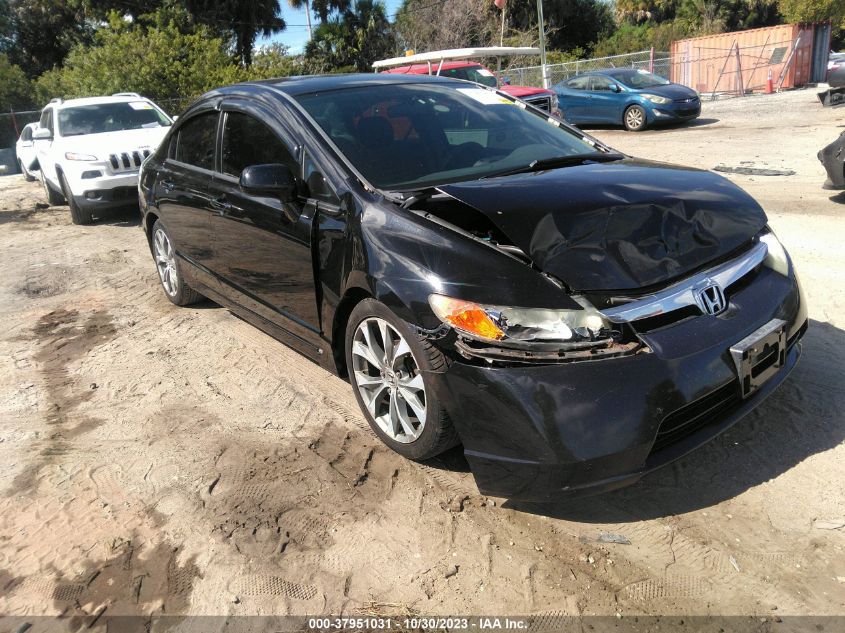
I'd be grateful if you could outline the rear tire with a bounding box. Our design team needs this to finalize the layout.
[623,104,648,131]
[151,220,203,306]
[19,160,35,182]
[60,173,93,225]
[41,171,65,206]
[345,298,460,461]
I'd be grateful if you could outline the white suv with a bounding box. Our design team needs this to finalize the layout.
[33,93,173,224]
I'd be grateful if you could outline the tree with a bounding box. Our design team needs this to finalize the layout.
[305,0,395,72]
[0,52,32,109]
[33,9,243,107]
[185,0,285,66]
[395,0,497,53]
[2,0,94,76]
[777,0,845,24]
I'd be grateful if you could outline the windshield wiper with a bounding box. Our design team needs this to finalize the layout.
[481,152,625,180]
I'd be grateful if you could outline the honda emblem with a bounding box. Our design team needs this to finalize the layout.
[697,282,727,315]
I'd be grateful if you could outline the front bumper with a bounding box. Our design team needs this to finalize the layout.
[650,102,701,122]
[431,265,806,501]
[62,162,141,209]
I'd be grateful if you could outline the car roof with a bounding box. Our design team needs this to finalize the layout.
[243,72,466,96]
[48,95,153,109]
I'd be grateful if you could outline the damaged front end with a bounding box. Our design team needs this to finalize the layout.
[818,131,845,189]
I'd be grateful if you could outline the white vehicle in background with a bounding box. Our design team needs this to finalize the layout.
[15,122,39,181]
[32,93,173,224]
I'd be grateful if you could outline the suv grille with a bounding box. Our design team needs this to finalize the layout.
[109,149,151,171]
[524,96,552,112]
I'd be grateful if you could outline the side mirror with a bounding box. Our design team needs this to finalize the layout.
[32,127,52,140]
[239,163,296,202]
[610,84,621,93]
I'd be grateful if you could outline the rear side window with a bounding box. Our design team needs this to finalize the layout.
[221,111,296,178]
[175,112,218,170]
[565,76,590,90]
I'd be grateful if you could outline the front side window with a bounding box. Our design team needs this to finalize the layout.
[174,111,218,170]
[296,82,600,190]
[57,102,171,137]
[590,76,616,92]
[221,111,296,178]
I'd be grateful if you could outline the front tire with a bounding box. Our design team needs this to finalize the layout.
[623,104,648,131]
[19,159,35,182]
[60,173,93,225]
[345,298,460,460]
[41,171,65,206]
[150,220,203,306]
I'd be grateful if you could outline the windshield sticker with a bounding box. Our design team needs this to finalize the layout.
[129,101,153,110]
[477,68,495,77]
[637,69,650,74]
[457,88,513,106]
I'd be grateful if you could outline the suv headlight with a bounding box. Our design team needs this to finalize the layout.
[429,294,611,348]
[641,93,671,104]
[65,152,98,161]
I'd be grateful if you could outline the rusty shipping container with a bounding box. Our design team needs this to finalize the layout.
[670,23,827,94]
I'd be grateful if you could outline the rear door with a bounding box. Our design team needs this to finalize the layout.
[153,109,219,272]
[208,102,321,342]
[556,76,592,122]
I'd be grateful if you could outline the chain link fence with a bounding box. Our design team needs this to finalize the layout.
[502,50,671,89]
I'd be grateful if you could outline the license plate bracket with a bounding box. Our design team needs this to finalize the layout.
[730,318,787,399]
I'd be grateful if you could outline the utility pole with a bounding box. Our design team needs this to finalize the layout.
[536,0,548,88]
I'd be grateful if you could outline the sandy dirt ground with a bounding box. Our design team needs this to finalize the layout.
[0,88,844,627]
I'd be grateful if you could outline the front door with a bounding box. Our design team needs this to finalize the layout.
[209,105,321,338]
[588,76,623,123]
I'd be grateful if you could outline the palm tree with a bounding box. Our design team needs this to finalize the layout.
[287,0,313,38]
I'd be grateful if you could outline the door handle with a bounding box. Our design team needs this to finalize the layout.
[210,195,238,215]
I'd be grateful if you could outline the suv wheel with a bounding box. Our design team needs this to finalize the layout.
[41,171,65,206]
[59,173,94,225]
[345,298,460,460]
[623,105,647,131]
[151,220,203,306]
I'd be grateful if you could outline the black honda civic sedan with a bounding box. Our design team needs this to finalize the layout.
[138,74,807,501]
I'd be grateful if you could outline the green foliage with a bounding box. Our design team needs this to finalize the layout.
[32,9,243,105]
[0,52,32,109]
[777,0,845,24]
[305,0,395,72]
[244,43,303,79]
[592,20,694,56]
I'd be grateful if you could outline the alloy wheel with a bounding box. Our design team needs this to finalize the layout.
[153,228,179,297]
[351,317,426,443]
[626,107,645,130]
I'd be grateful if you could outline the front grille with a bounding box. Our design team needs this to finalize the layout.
[109,149,151,171]
[674,97,700,104]
[652,381,741,453]
[524,96,552,112]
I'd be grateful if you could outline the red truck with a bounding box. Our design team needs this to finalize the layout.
[373,47,559,115]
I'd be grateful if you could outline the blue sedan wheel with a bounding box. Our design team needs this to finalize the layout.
[624,104,647,131]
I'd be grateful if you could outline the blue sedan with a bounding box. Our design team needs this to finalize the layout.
[554,69,700,131]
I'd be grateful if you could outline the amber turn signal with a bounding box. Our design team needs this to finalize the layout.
[428,295,505,341]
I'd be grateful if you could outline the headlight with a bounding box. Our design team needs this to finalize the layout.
[428,294,611,347]
[759,230,790,276]
[641,93,671,104]
[65,152,98,161]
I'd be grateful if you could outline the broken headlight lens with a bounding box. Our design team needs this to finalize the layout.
[428,294,611,347]
[759,229,790,276]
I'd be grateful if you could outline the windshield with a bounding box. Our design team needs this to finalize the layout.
[612,70,671,89]
[437,64,499,88]
[57,102,171,137]
[295,82,603,190]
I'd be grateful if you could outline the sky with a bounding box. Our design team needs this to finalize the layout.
[260,0,405,54]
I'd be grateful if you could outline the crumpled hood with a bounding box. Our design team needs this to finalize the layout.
[438,158,768,292]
